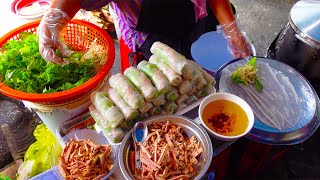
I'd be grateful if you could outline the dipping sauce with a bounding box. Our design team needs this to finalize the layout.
[202,100,248,136]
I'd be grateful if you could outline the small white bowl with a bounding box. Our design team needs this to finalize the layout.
[198,92,254,141]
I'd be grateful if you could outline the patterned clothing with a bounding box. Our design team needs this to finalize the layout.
[79,0,208,51]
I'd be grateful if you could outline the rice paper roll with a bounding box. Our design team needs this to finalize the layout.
[104,127,125,143]
[176,94,189,105]
[150,41,193,79]
[187,85,197,96]
[140,112,150,119]
[196,78,207,90]
[134,113,145,121]
[195,88,208,98]
[148,106,163,116]
[205,84,214,94]
[177,103,188,112]
[137,60,172,94]
[182,63,193,80]
[89,105,110,129]
[91,91,124,128]
[105,86,138,121]
[124,67,158,101]
[163,101,178,114]
[152,94,166,107]
[109,73,145,109]
[188,60,216,86]
[165,87,179,101]
[185,95,198,105]
[138,101,154,114]
[190,64,203,84]
[178,80,193,94]
[120,119,134,131]
[149,55,183,86]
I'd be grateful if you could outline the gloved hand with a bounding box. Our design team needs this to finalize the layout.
[217,18,254,59]
[38,8,74,64]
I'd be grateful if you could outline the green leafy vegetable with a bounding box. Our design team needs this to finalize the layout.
[0,173,11,180]
[231,57,264,92]
[0,32,100,93]
[17,124,60,179]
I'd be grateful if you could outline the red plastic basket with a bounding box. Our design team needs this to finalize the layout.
[0,20,115,105]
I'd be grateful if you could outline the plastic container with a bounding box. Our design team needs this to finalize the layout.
[0,19,115,104]
[0,19,115,135]
[11,0,51,19]
[50,129,117,180]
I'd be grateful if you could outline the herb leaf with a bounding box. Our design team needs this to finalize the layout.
[230,57,264,92]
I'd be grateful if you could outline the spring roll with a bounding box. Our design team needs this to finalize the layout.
[150,41,193,79]
[89,105,110,129]
[120,119,134,131]
[149,55,182,86]
[104,127,125,143]
[138,101,154,114]
[91,91,124,128]
[165,87,179,101]
[124,67,158,101]
[177,103,188,112]
[185,95,198,105]
[190,64,203,84]
[152,94,166,107]
[196,78,207,90]
[137,60,172,94]
[187,85,197,96]
[205,84,214,94]
[105,86,138,121]
[148,106,163,116]
[178,80,193,94]
[195,88,208,98]
[109,73,145,109]
[163,101,178,114]
[188,60,216,86]
[176,94,189,105]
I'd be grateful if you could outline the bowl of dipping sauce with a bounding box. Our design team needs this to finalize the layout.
[199,92,254,141]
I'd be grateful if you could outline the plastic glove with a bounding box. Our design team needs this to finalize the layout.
[38,8,74,64]
[217,18,253,59]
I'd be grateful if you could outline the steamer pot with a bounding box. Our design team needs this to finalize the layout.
[267,0,320,94]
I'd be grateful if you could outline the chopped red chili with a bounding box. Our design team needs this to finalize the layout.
[208,112,234,134]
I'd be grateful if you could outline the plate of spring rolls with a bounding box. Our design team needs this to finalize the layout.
[88,41,217,144]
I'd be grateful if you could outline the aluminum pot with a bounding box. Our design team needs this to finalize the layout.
[118,115,213,180]
[267,0,320,94]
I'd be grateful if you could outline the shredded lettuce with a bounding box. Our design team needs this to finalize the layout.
[231,57,264,92]
[17,124,61,179]
[0,32,98,93]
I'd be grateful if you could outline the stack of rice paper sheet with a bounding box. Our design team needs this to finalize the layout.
[89,41,216,143]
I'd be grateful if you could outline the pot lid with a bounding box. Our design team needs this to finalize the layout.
[289,0,320,45]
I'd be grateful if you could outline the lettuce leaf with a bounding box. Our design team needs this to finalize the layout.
[0,32,96,93]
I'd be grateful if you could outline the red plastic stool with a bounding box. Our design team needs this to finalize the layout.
[119,38,143,73]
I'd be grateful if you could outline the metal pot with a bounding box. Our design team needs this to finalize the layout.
[267,0,320,94]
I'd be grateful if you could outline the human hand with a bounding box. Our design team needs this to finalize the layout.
[38,8,73,64]
[217,20,253,59]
